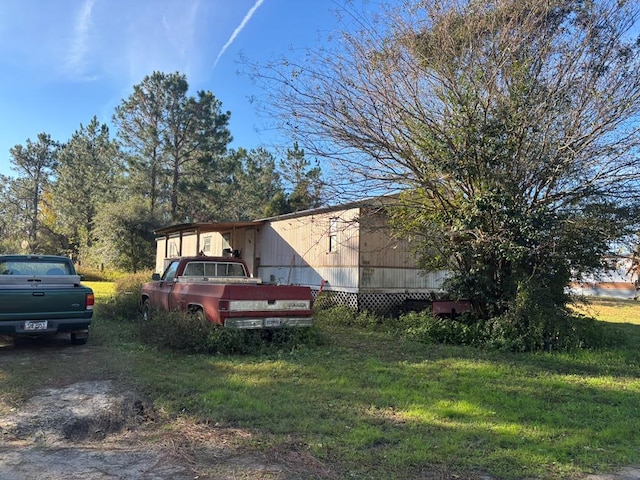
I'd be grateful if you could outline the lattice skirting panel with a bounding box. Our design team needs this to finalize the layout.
[312,290,359,310]
[312,290,438,315]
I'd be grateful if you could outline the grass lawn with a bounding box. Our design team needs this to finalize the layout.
[5,283,640,479]
[84,280,117,302]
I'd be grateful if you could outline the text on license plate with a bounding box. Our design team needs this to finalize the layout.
[24,320,48,331]
[264,318,281,327]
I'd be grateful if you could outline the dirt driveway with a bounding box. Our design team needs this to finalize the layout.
[0,336,334,480]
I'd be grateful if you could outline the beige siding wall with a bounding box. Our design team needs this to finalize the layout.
[358,207,419,268]
[357,207,446,292]
[258,208,361,289]
[155,238,167,273]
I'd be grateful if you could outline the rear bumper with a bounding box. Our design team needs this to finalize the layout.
[224,317,314,329]
[0,318,91,336]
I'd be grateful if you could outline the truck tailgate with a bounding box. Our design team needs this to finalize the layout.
[0,288,90,321]
[217,285,313,328]
[223,284,312,311]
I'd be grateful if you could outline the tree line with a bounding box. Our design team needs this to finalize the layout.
[0,71,323,272]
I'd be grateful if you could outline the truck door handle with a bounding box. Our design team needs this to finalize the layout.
[32,292,45,296]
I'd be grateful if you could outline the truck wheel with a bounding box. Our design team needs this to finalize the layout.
[71,332,88,345]
[191,308,206,323]
[142,299,151,321]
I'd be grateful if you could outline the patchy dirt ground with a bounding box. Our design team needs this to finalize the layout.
[0,336,337,480]
[1,336,639,480]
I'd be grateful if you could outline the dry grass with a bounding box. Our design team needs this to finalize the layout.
[572,298,640,324]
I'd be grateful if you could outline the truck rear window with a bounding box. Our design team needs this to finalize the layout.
[0,260,71,276]
[183,261,246,277]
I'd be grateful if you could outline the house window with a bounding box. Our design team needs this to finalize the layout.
[329,217,338,253]
[169,241,179,257]
[202,236,211,253]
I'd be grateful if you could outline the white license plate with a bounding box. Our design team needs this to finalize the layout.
[264,318,281,327]
[24,320,48,331]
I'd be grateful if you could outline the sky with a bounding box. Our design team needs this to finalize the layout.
[0,0,367,177]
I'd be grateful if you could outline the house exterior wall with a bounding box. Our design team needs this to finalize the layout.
[155,238,167,273]
[152,206,449,315]
[257,207,361,291]
[357,206,448,294]
[154,229,253,275]
[154,235,198,274]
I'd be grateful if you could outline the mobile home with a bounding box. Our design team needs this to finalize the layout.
[153,200,448,313]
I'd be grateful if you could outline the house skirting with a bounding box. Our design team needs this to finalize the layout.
[311,289,441,315]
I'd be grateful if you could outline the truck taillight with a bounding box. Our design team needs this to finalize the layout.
[86,293,95,310]
[219,300,229,312]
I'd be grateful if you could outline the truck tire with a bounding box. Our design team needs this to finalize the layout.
[71,332,88,345]
[191,308,206,323]
[142,299,151,321]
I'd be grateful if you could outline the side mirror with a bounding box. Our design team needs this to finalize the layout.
[152,273,161,281]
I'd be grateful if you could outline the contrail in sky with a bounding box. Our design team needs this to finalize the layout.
[66,0,96,75]
[213,0,265,68]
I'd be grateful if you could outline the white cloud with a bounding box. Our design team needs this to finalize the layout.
[213,0,265,69]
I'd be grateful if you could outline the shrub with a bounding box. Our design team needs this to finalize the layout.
[139,308,214,353]
[396,303,610,353]
[313,304,358,326]
[398,310,486,346]
[481,282,611,352]
[98,271,153,321]
[313,302,389,329]
[138,307,323,355]
[482,309,610,352]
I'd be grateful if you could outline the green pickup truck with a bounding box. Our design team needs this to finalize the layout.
[0,255,94,345]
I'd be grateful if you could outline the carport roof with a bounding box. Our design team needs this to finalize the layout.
[154,221,264,236]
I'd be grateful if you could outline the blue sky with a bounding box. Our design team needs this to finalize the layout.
[0,0,364,177]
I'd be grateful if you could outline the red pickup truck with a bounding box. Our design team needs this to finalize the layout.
[141,256,314,329]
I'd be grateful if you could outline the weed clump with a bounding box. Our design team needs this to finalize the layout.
[396,308,611,352]
[97,272,153,320]
[139,307,322,354]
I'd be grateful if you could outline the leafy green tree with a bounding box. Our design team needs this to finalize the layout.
[113,72,167,216]
[0,175,23,253]
[224,148,285,221]
[263,191,291,218]
[175,151,236,223]
[8,133,59,253]
[93,196,159,272]
[275,142,324,214]
[165,88,232,222]
[255,0,640,347]
[53,117,121,263]
[114,71,232,223]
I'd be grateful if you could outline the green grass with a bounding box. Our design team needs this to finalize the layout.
[127,329,640,479]
[83,281,115,301]
[2,285,639,479]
